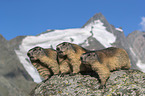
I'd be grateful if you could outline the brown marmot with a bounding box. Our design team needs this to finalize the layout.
[57,54,72,76]
[56,42,92,75]
[80,47,131,89]
[27,46,60,79]
[29,60,52,80]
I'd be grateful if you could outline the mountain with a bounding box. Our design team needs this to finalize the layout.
[127,30,145,72]
[0,13,145,95]
[0,35,36,96]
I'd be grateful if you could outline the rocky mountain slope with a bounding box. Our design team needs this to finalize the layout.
[127,30,145,72]
[0,13,145,95]
[0,35,36,96]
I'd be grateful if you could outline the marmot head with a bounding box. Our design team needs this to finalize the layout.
[27,46,45,61]
[81,52,98,65]
[56,42,75,56]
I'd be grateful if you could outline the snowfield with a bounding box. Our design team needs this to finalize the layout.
[137,60,145,73]
[15,20,116,83]
[116,28,123,32]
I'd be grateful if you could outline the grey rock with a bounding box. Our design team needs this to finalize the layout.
[82,13,115,34]
[127,31,145,63]
[0,34,35,96]
[8,36,26,50]
[0,76,35,96]
[31,70,145,96]
[80,35,105,51]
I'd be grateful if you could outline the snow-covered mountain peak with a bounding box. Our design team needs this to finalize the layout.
[82,13,105,28]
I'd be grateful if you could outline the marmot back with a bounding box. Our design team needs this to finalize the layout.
[81,47,131,89]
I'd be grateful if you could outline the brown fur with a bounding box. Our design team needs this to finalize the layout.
[81,47,131,89]
[27,46,60,79]
[56,42,92,74]
[31,61,52,79]
[57,55,71,75]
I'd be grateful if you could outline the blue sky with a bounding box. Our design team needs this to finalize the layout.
[0,0,145,40]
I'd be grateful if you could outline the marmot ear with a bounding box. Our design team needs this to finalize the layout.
[95,53,101,63]
[33,46,41,51]
[62,42,68,46]
[43,49,49,56]
[39,47,44,51]
[62,42,66,46]
[70,44,76,53]
[38,47,44,52]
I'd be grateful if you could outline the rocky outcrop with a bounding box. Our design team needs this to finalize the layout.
[31,70,145,96]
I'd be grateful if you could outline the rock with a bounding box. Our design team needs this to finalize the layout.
[31,70,145,96]
[0,34,35,96]
[0,76,35,96]
[127,31,145,63]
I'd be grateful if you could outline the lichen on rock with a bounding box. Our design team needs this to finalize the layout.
[30,70,145,96]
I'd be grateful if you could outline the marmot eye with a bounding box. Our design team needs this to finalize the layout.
[87,53,90,56]
[40,48,43,51]
[57,48,60,51]
[80,57,83,61]
[37,47,41,50]
[27,53,30,56]
[62,43,66,46]
[33,49,36,51]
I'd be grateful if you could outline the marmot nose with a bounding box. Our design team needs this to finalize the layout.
[58,51,63,54]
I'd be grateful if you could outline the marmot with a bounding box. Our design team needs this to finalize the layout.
[29,60,52,79]
[57,55,72,76]
[80,47,131,89]
[56,42,92,75]
[27,46,60,79]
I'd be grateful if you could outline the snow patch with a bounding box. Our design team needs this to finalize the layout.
[15,50,42,83]
[15,20,116,83]
[116,28,123,32]
[130,47,145,73]
[85,20,116,47]
[129,47,136,57]
[136,60,145,73]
